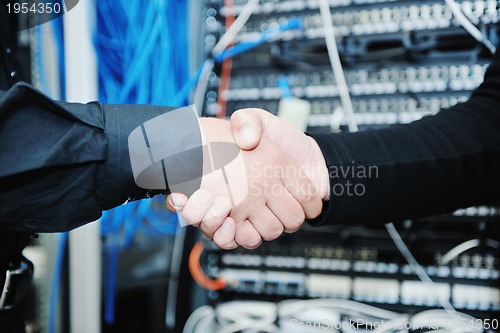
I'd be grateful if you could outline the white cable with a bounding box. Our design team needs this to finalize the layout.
[165,225,186,328]
[385,223,457,315]
[216,301,279,333]
[193,0,259,114]
[218,321,279,333]
[444,0,496,54]
[183,305,215,333]
[440,239,480,265]
[318,0,358,133]
[372,315,411,333]
[193,59,215,115]
[212,0,260,56]
[193,312,217,333]
[186,300,483,333]
[411,309,480,333]
[375,310,479,333]
[440,238,499,265]
[279,299,402,320]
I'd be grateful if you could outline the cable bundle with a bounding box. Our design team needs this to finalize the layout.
[94,0,189,325]
[185,299,481,333]
[95,0,188,106]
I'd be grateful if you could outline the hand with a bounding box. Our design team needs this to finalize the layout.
[223,108,330,246]
[166,113,326,249]
[231,108,330,201]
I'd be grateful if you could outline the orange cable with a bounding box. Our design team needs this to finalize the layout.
[188,241,226,290]
[216,0,235,118]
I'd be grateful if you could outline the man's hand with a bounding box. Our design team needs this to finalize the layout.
[167,109,329,250]
[231,108,330,201]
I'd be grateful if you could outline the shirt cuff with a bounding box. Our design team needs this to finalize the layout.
[305,131,351,226]
[98,103,177,210]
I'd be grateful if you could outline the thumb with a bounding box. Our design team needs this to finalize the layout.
[166,193,188,212]
[230,108,271,150]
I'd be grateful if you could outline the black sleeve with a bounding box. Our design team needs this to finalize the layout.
[0,82,178,232]
[307,50,500,226]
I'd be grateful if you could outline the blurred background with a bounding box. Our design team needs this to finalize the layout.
[10,0,500,332]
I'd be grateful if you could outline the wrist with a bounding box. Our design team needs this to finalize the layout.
[307,136,330,201]
[198,117,234,145]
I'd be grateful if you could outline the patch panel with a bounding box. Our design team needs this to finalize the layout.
[219,269,265,292]
[452,284,500,310]
[353,277,400,303]
[217,266,499,310]
[263,271,306,295]
[198,0,500,327]
[205,218,499,318]
[231,1,499,43]
[224,63,488,101]
[400,281,451,307]
[309,94,468,123]
[306,274,352,298]
[218,253,498,282]
[224,94,471,126]
[220,0,398,17]
[216,272,499,312]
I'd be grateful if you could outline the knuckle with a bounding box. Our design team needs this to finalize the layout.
[297,189,315,205]
[285,215,305,233]
[305,200,323,219]
[263,224,284,241]
[199,223,215,239]
[214,235,234,250]
[243,235,262,250]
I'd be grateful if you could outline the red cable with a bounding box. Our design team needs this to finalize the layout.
[188,241,226,290]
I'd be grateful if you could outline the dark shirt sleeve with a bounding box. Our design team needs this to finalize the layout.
[308,50,500,226]
[0,82,177,232]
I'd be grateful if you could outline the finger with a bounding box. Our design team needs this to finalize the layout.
[181,189,214,226]
[230,108,271,150]
[199,196,232,239]
[247,206,284,241]
[213,217,239,250]
[166,193,188,212]
[281,166,323,219]
[266,185,305,233]
[234,219,263,249]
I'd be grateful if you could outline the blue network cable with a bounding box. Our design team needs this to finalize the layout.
[213,17,302,63]
[94,0,190,325]
[48,232,68,333]
[277,76,293,99]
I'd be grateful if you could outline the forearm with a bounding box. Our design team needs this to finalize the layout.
[0,83,191,232]
[308,52,500,226]
[97,103,179,210]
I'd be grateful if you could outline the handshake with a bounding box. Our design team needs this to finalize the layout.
[166,108,330,250]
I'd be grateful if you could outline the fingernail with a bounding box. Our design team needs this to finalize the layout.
[169,195,182,210]
[219,220,233,235]
[237,126,257,148]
